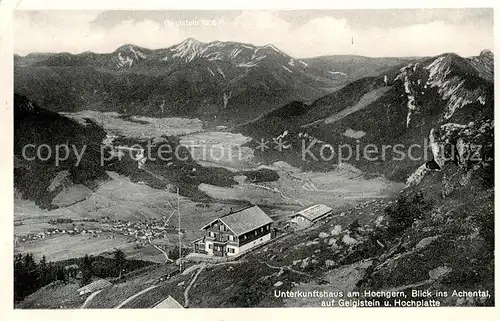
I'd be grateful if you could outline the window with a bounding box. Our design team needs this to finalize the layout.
[208,244,212,249]
[228,235,234,241]
[255,231,257,236]
[219,225,225,231]
[243,235,246,240]
[260,227,263,232]
[266,225,269,230]
[228,248,235,253]
[208,231,214,237]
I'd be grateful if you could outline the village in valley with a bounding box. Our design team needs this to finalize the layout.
[14,193,396,309]
[14,216,184,245]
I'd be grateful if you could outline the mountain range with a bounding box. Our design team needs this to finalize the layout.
[14,38,408,124]
[240,49,494,181]
[13,37,495,308]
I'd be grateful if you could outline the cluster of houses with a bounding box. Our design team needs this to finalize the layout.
[191,203,334,257]
[64,203,336,310]
[14,227,105,244]
[16,200,335,259]
[110,219,180,240]
[14,216,181,245]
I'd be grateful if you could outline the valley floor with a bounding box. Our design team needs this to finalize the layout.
[15,112,403,263]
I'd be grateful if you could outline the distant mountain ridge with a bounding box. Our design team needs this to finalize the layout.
[14,39,333,122]
[14,38,408,123]
[301,54,415,84]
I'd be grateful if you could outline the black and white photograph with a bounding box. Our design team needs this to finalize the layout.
[8,6,495,310]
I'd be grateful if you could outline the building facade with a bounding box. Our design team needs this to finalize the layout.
[290,204,333,229]
[192,206,273,257]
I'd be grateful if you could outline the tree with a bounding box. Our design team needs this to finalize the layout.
[385,191,432,234]
[14,253,70,303]
[348,219,361,234]
[168,245,189,261]
[23,253,39,294]
[113,249,126,278]
[38,255,49,287]
[55,265,67,282]
[14,254,27,302]
[14,253,40,302]
[91,260,108,278]
[80,254,93,287]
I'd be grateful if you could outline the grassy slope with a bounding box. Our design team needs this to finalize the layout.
[14,94,109,209]
[18,169,494,308]
[16,281,86,309]
[357,165,494,306]
[188,165,493,307]
[183,199,397,308]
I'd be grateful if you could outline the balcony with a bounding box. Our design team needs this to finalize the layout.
[206,234,238,245]
[213,237,227,244]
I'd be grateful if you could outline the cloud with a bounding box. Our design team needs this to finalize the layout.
[221,11,491,58]
[281,16,355,57]
[15,11,103,54]
[14,12,180,55]
[14,10,493,57]
[101,19,184,52]
[359,20,493,57]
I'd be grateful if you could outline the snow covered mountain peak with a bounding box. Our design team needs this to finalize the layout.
[114,44,148,68]
[170,38,206,62]
[111,39,310,74]
[261,44,286,55]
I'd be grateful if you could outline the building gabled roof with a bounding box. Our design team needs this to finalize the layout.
[293,204,333,222]
[201,206,273,236]
[190,237,204,244]
[77,279,112,293]
[153,295,184,308]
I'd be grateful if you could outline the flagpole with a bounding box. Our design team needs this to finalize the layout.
[177,187,182,272]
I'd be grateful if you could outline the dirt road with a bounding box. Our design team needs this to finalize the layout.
[81,290,103,309]
[114,285,158,309]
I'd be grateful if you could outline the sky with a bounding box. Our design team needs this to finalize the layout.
[14,9,493,58]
